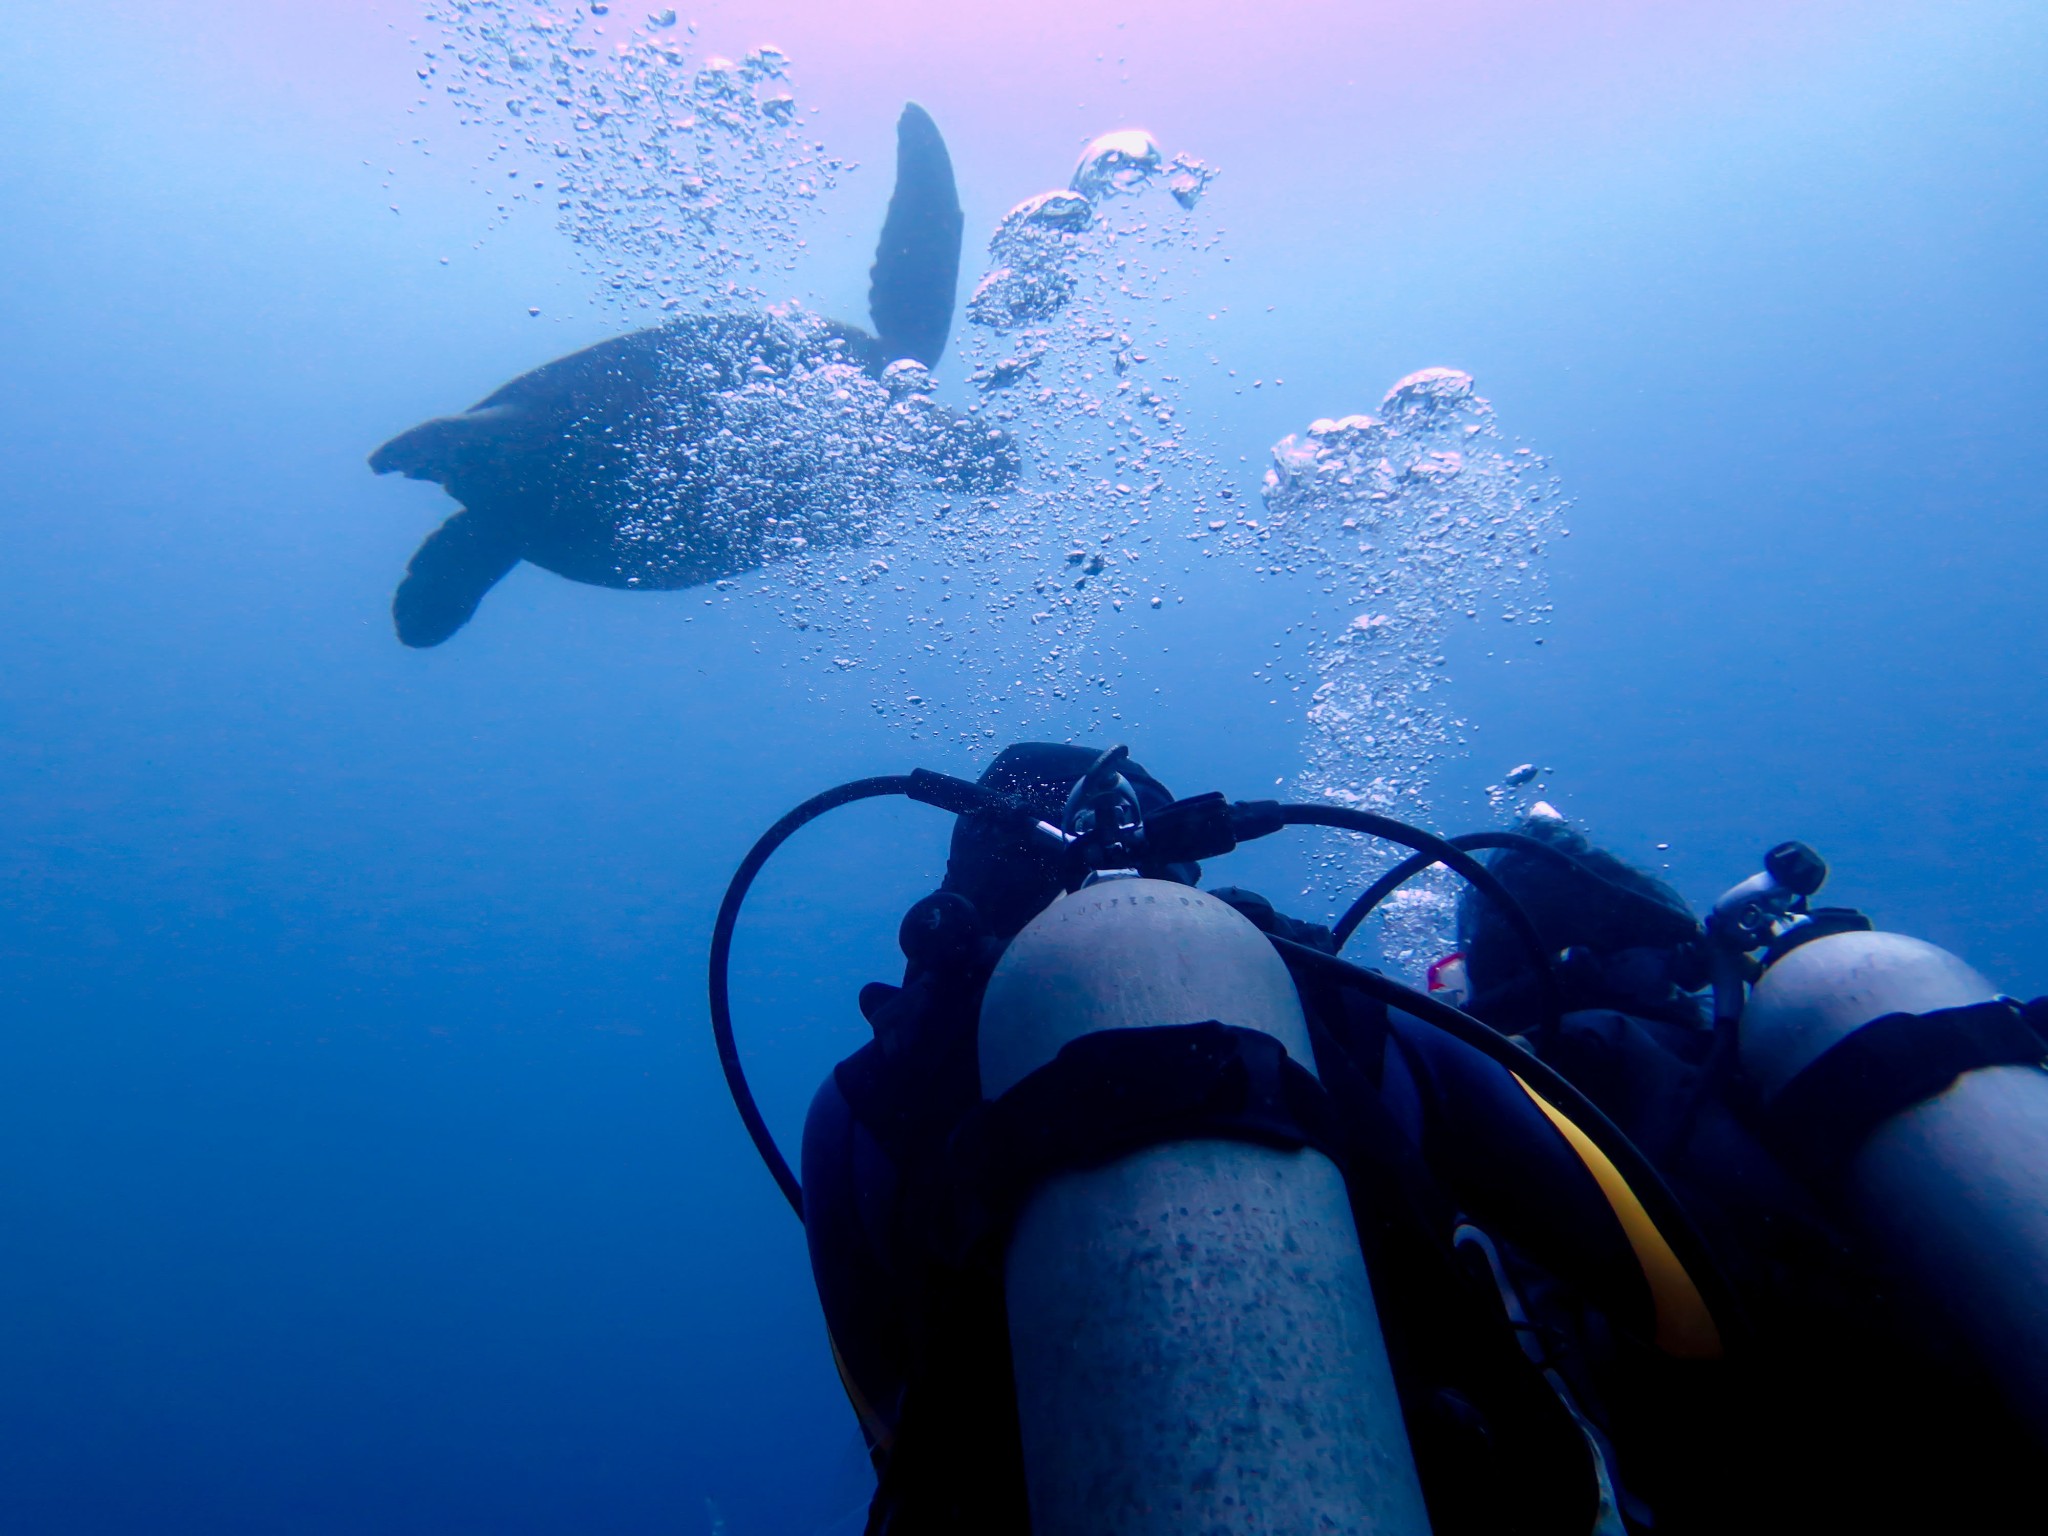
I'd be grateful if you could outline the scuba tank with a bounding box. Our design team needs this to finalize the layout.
[976,753,1429,1536]
[1715,847,2048,1439]
[981,879,1430,1536]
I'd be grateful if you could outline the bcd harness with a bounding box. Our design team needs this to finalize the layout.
[937,1016,1719,1363]
[1760,996,2048,1184]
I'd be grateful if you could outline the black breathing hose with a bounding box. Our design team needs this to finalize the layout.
[1270,804,1566,1024]
[1268,933,1744,1354]
[709,775,915,1216]
[1332,829,1706,953]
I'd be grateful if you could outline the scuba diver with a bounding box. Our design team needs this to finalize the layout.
[708,743,2048,1534]
[1438,818,2048,1528]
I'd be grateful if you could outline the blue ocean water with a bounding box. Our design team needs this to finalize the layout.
[2,2,2044,1531]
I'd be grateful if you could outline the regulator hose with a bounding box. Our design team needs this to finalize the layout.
[1332,830,1706,953]
[709,775,916,1216]
[1269,804,1565,1024]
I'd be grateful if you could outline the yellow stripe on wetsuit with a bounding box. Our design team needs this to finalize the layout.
[1513,1074,1724,1361]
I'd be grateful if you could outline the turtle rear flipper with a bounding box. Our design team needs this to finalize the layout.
[868,103,963,369]
[393,508,524,647]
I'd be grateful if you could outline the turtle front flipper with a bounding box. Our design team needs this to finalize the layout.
[393,507,524,648]
[868,103,963,369]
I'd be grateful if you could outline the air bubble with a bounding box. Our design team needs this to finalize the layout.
[1261,368,1566,948]
[417,8,839,312]
[1071,129,1164,198]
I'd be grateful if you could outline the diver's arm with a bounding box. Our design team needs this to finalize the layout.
[801,1075,911,1451]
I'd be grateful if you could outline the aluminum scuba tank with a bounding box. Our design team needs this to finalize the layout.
[978,879,1431,1536]
[1739,928,2048,1438]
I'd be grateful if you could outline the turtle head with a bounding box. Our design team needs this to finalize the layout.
[369,404,526,484]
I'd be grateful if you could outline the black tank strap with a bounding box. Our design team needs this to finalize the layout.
[940,1022,1339,1260]
[1761,998,2048,1183]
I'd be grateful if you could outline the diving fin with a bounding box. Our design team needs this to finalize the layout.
[868,103,964,369]
[392,507,523,648]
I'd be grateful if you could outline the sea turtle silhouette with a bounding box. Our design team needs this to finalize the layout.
[369,103,1014,647]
